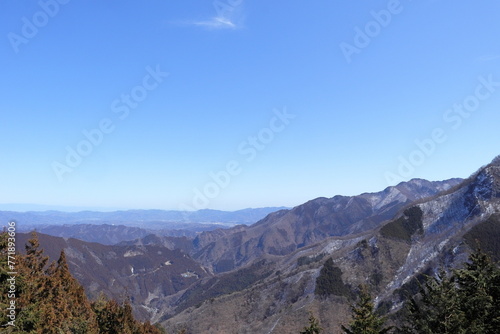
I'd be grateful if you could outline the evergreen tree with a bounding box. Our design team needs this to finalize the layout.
[91,293,163,334]
[454,249,500,333]
[23,232,48,275]
[402,270,463,334]
[341,285,392,334]
[51,250,99,333]
[0,232,164,334]
[17,232,51,332]
[402,248,500,334]
[315,258,350,297]
[300,312,323,334]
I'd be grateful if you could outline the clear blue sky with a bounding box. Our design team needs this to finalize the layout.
[1,0,500,211]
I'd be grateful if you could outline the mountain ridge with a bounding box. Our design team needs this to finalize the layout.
[190,178,462,273]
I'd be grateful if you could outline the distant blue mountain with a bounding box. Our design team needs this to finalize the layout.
[0,203,122,212]
[0,207,288,230]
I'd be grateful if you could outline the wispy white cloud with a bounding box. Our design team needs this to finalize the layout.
[191,16,238,30]
[174,2,244,30]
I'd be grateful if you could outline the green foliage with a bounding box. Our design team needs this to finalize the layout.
[380,207,423,242]
[315,258,350,297]
[464,214,500,262]
[453,250,500,333]
[0,232,163,334]
[300,312,323,334]
[402,270,463,334]
[402,249,500,334]
[341,285,393,334]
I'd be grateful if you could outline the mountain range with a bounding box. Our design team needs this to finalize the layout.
[12,156,500,333]
[190,178,462,273]
[6,207,285,243]
[158,158,499,333]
